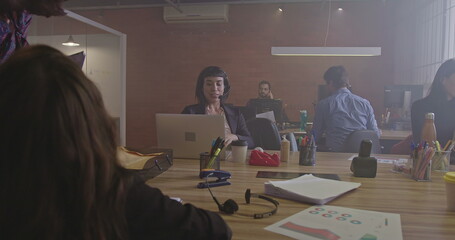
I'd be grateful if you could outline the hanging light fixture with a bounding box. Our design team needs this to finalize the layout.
[271,0,381,57]
[62,35,80,47]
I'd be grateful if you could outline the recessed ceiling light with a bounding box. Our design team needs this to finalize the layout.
[278,8,283,12]
[338,8,343,11]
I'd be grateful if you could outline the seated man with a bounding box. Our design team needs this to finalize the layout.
[313,66,380,152]
[247,80,289,123]
[258,80,273,99]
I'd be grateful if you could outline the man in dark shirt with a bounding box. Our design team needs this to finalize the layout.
[258,80,274,99]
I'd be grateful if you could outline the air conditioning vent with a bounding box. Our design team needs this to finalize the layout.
[163,5,229,23]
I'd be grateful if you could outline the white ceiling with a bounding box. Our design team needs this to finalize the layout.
[64,0,377,10]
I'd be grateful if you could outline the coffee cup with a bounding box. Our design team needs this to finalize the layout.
[231,140,248,163]
[444,172,455,211]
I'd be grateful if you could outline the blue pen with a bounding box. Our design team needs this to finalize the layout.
[210,137,222,156]
[207,139,225,168]
[311,129,317,143]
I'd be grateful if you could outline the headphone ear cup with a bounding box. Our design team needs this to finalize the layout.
[221,199,239,214]
[221,83,230,100]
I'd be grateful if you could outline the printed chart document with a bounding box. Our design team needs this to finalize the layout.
[264,174,360,205]
[265,205,403,240]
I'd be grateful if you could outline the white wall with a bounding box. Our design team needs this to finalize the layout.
[392,0,453,94]
[28,34,122,118]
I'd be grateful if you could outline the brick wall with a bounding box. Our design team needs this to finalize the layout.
[75,1,398,148]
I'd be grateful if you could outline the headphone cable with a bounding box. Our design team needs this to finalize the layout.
[205,173,222,208]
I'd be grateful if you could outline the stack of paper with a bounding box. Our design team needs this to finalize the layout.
[264,174,361,204]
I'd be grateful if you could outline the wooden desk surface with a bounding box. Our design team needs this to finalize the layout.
[380,129,411,141]
[146,152,455,240]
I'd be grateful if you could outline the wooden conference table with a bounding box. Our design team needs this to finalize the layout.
[147,151,455,240]
[280,128,411,141]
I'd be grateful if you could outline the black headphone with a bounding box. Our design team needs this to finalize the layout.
[219,82,231,101]
[206,178,279,219]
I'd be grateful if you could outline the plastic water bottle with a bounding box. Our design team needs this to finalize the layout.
[421,112,437,147]
[300,110,308,131]
[280,135,290,162]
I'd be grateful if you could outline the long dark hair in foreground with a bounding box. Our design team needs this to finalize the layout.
[427,58,455,103]
[0,45,129,239]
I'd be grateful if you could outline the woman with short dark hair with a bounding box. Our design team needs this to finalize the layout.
[182,66,254,148]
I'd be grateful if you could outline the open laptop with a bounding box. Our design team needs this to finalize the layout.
[156,114,225,159]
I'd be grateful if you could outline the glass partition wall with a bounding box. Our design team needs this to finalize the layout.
[28,11,126,145]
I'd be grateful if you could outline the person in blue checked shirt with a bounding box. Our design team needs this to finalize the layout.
[313,65,381,152]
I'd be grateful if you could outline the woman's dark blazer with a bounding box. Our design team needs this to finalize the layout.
[181,103,254,149]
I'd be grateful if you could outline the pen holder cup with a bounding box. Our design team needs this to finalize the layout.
[411,157,431,181]
[432,151,451,172]
[299,145,317,166]
[200,152,220,171]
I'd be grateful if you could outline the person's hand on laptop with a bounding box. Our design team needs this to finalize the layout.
[224,133,239,146]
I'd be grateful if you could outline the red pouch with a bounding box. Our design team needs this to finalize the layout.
[249,150,280,167]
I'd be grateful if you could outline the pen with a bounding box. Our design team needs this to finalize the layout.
[301,136,308,147]
[207,148,221,168]
[207,139,225,169]
[210,137,222,156]
[311,129,316,143]
[443,140,452,151]
[435,141,441,151]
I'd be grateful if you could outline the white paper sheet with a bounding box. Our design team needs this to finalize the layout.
[256,111,276,123]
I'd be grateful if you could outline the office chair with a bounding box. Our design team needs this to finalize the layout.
[246,118,281,150]
[343,130,381,154]
[285,132,299,152]
[237,105,256,122]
